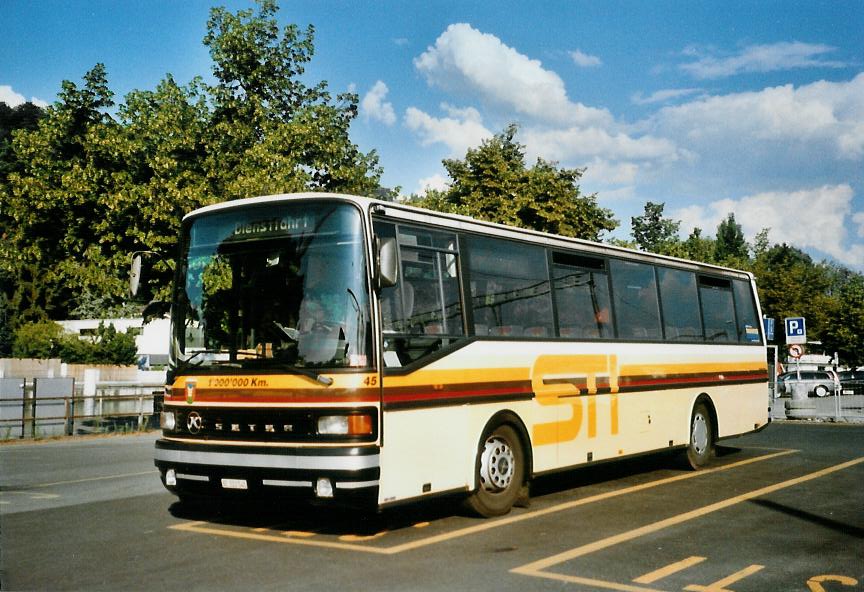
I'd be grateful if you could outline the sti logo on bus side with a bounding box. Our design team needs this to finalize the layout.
[531,354,620,446]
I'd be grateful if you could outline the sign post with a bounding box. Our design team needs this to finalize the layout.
[785,317,806,386]
[763,317,775,342]
[784,317,806,345]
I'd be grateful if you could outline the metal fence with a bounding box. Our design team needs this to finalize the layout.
[0,377,163,440]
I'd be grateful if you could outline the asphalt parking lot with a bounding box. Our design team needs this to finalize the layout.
[2,422,862,591]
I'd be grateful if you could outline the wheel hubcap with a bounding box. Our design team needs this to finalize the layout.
[692,414,708,455]
[479,436,515,492]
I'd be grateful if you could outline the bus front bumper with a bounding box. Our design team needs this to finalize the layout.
[154,438,380,503]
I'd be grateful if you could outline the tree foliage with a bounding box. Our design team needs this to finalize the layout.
[631,202,681,255]
[0,101,45,181]
[414,124,617,241]
[0,0,382,329]
[714,213,749,265]
[11,320,138,365]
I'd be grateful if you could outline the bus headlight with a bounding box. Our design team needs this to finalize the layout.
[317,414,373,436]
[161,410,177,431]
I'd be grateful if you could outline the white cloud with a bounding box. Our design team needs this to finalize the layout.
[854,212,864,239]
[416,174,450,195]
[580,158,641,186]
[631,88,703,105]
[393,37,409,47]
[595,185,637,202]
[523,125,682,163]
[680,41,846,80]
[404,104,492,156]
[569,49,602,68]
[650,73,864,161]
[0,84,48,108]
[360,81,396,126]
[414,23,612,126]
[673,184,864,268]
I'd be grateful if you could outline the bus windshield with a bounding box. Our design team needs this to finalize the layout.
[172,201,372,372]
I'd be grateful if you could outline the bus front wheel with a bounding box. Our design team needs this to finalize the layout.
[465,424,525,517]
[685,402,715,470]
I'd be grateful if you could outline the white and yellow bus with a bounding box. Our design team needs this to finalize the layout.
[152,192,769,516]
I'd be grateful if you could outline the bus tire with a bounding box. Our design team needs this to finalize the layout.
[465,424,525,518]
[685,401,715,470]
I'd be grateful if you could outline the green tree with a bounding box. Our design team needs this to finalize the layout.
[751,244,834,344]
[630,201,682,255]
[714,213,748,264]
[1,0,383,327]
[203,0,381,199]
[820,269,864,367]
[12,320,64,358]
[415,124,617,240]
[682,227,716,264]
[0,101,45,181]
[1,64,118,323]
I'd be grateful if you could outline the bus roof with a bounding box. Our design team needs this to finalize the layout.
[183,192,755,281]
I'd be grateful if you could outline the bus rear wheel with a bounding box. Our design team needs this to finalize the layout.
[465,424,525,518]
[685,402,715,470]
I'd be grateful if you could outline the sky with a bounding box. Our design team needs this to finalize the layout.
[3,0,864,270]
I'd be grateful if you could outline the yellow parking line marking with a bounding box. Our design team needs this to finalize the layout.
[519,572,666,592]
[684,564,764,591]
[511,456,864,583]
[283,530,316,538]
[383,449,795,554]
[169,449,794,554]
[339,531,388,542]
[633,556,706,584]
[170,521,392,554]
[807,574,858,592]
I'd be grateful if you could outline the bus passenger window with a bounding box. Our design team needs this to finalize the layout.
[552,252,612,339]
[657,267,703,341]
[699,276,735,342]
[466,236,553,338]
[609,260,661,340]
[733,279,761,343]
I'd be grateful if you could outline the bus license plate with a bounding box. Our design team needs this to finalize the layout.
[221,478,248,490]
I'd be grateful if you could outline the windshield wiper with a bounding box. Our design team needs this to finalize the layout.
[175,349,230,373]
[178,350,333,386]
[271,363,334,386]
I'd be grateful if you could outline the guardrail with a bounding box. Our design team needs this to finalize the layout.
[0,378,164,440]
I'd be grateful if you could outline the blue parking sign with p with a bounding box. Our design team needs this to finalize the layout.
[784,317,806,345]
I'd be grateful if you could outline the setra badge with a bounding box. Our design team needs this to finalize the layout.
[185,379,196,404]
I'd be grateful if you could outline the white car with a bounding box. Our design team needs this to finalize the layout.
[777,370,838,397]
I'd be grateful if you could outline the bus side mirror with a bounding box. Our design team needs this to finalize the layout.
[377,237,398,289]
[130,254,143,297]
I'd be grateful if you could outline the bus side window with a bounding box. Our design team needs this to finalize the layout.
[374,220,466,367]
[551,251,612,339]
[699,276,735,342]
[466,236,554,338]
[733,279,761,343]
[374,222,404,333]
[657,267,703,341]
[609,260,662,340]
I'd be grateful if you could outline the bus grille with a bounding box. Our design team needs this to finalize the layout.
[169,408,375,443]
